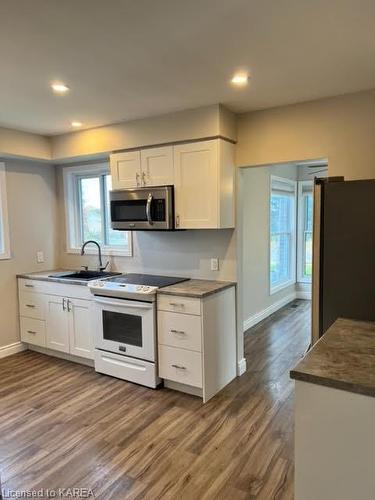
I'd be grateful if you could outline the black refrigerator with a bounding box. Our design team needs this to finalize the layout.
[311,177,375,344]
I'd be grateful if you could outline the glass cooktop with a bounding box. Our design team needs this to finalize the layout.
[108,273,189,288]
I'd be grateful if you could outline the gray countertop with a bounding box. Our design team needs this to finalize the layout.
[290,318,375,398]
[17,270,91,286]
[157,279,236,298]
[18,271,236,297]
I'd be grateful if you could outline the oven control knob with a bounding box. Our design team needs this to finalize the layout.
[143,286,150,292]
[136,286,143,291]
[92,281,98,286]
[99,282,105,287]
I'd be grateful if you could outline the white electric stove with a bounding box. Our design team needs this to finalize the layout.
[88,274,189,388]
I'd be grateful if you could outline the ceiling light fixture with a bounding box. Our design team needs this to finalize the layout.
[71,121,82,128]
[51,82,70,94]
[231,73,249,86]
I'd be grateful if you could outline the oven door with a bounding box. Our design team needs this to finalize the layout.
[94,296,156,362]
[110,185,174,230]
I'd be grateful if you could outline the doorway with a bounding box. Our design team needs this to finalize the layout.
[237,160,328,348]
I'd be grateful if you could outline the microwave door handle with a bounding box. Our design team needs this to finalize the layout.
[94,298,153,309]
[146,193,154,225]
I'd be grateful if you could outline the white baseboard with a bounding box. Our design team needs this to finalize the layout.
[0,341,26,359]
[243,292,297,332]
[237,357,247,376]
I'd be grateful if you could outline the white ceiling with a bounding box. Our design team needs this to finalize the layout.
[1,0,375,135]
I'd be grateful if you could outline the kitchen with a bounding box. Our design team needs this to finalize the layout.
[1,1,375,499]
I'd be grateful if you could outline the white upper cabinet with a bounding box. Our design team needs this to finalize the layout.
[141,146,174,186]
[110,138,235,229]
[110,151,141,189]
[111,147,173,189]
[174,139,234,229]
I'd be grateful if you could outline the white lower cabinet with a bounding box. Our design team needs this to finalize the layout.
[45,295,70,353]
[68,298,93,359]
[157,286,237,403]
[18,279,94,361]
[20,317,46,347]
[159,345,202,388]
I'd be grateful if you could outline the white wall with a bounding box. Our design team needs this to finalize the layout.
[236,89,375,180]
[59,229,236,281]
[241,163,298,329]
[0,159,57,349]
[55,165,236,281]
[51,105,236,161]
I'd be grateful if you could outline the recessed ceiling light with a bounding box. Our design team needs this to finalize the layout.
[231,73,249,86]
[51,82,70,94]
[71,121,82,128]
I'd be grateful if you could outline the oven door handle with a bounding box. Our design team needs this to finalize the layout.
[94,297,153,309]
[146,193,153,226]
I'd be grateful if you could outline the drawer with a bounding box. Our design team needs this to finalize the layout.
[158,311,202,352]
[157,294,201,316]
[94,350,160,389]
[158,345,202,388]
[20,317,46,347]
[18,278,44,293]
[19,292,45,320]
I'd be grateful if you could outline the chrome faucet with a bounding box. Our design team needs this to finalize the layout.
[80,240,109,272]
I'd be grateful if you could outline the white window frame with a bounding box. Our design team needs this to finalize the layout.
[63,163,132,256]
[0,163,11,260]
[297,180,313,283]
[269,175,297,295]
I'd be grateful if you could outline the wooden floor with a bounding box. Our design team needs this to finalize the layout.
[0,300,310,499]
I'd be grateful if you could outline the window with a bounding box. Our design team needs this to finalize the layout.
[297,181,313,283]
[64,164,132,256]
[269,176,297,294]
[0,163,11,260]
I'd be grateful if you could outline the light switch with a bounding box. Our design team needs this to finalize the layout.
[36,251,45,263]
[211,257,219,271]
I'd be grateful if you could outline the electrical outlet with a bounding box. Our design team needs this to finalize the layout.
[211,257,219,271]
[36,251,44,263]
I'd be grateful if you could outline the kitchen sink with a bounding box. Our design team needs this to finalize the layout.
[49,271,121,281]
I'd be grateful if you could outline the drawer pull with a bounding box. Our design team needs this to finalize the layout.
[170,329,186,335]
[26,304,36,308]
[25,284,34,288]
[171,364,186,370]
[169,302,185,307]
[27,330,37,335]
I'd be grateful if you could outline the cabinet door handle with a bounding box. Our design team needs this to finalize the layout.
[142,171,147,186]
[26,304,36,308]
[27,330,36,335]
[169,302,185,308]
[171,364,186,370]
[175,215,180,228]
[25,284,34,288]
[67,299,72,312]
[62,298,66,311]
[136,172,140,186]
[170,329,186,335]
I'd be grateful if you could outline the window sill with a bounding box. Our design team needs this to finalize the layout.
[67,247,133,258]
[0,252,11,260]
[270,279,296,295]
[297,277,312,284]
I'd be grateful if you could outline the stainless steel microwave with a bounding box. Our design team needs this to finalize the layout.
[110,185,175,230]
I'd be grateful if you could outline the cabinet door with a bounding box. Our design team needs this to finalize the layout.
[110,151,141,189]
[141,146,174,186]
[45,295,70,353]
[68,298,93,360]
[174,140,218,229]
